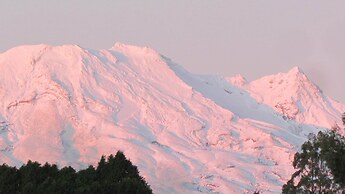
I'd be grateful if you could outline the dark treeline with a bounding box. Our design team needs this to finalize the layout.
[0,151,153,194]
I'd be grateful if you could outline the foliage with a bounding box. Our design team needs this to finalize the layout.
[282,129,345,193]
[0,151,152,194]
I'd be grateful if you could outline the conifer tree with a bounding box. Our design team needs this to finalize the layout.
[0,151,152,194]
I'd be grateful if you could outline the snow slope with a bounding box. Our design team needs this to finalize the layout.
[237,67,345,128]
[0,43,343,193]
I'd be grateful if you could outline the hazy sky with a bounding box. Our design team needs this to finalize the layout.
[1,1,345,102]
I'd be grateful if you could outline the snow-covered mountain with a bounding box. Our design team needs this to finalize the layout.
[239,67,345,128]
[0,43,343,193]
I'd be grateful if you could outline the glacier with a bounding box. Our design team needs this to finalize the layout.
[0,43,344,193]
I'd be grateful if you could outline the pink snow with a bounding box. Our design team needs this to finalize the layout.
[0,43,343,193]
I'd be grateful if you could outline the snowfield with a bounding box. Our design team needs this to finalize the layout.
[0,43,343,193]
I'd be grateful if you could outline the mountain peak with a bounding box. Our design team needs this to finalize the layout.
[1,44,89,62]
[243,66,337,126]
[228,74,247,86]
[286,66,307,79]
[111,42,160,57]
[288,66,303,74]
[111,42,130,49]
[285,67,315,88]
[247,66,312,90]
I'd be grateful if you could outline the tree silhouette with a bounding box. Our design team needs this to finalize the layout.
[282,129,345,193]
[0,151,152,194]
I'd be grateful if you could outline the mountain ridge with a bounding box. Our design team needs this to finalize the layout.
[241,65,343,128]
[0,43,344,193]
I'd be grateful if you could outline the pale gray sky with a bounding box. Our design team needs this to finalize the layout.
[1,1,345,102]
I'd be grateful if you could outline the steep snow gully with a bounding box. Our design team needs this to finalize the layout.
[0,43,344,193]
